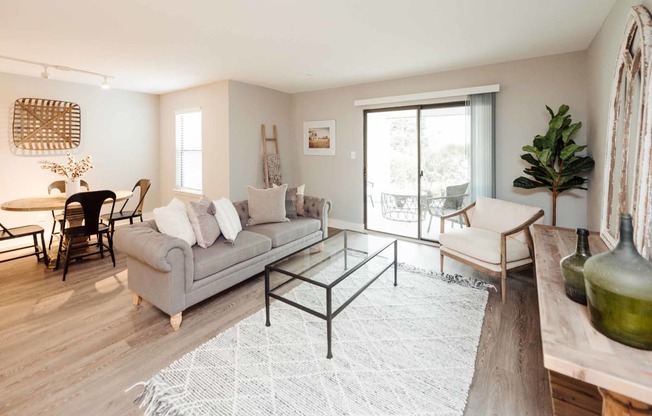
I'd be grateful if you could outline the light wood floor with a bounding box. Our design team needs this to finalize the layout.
[0,233,552,415]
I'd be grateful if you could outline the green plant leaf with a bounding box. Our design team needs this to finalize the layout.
[558,176,587,192]
[546,105,554,118]
[560,144,587,160]
[520,153,539,166]
[557,104,569,116]
[563,157,595,174]
[539,148,552,165]
[533,136,547,150]
[514,177,548,189]
[562,122,582,143]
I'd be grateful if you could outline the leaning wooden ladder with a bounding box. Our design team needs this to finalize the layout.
[261,124,282,188]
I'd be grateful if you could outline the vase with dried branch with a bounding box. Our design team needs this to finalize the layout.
[39,153,93,196]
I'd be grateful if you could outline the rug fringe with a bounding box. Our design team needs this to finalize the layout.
[397,262,497,292]
[134,380,186,416]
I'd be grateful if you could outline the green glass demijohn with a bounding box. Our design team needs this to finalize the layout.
[583,214,652,350]
[560,228,591,305]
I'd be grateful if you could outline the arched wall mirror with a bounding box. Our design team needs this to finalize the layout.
[601,5,652,259]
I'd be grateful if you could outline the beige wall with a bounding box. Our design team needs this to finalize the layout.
[228,81,292,201]
[0,72,159,233]
[159,80,229,203]
[586,0,648,232]
[291,52,589,228]
[159,80,292,203]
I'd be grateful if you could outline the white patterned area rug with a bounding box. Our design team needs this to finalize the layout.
[133,261,493,416]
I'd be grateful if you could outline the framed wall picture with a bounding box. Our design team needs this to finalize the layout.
[303,120,336,156]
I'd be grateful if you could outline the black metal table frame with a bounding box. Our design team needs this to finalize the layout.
[265,230,397,359]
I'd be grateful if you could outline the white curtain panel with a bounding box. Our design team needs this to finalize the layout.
[468,93,496,200]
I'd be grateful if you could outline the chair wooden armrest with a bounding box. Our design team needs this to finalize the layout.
[440,201,476,233]
[498,209,545,293]
[500,209,545,238]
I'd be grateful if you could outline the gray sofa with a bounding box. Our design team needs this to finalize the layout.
[114,195,331,330]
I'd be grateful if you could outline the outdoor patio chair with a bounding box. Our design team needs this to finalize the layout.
[426,182,469,232]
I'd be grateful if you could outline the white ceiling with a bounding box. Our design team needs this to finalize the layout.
[0,0,616,95]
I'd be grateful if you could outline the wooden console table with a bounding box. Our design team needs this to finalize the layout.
[532,225,652,416]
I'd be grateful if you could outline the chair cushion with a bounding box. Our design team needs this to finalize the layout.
[244,217,321,248]
[439,227,531,265]
[192,230,271,281]
[470,197,542,244]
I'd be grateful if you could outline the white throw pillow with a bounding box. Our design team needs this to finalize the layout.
[247,184,289,226]
[213,198,242,244]
[153,198,196,246]
[186,196,221,248]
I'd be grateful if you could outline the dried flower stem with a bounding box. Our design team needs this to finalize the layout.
[39,153,93,180]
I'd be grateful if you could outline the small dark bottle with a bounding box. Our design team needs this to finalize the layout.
[560,228,591,305]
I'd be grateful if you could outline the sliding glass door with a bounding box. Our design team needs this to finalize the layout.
[365,103,470,241]
[365,108,420,238]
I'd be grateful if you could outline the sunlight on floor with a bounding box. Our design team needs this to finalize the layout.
[32,290,74,314]
[94,270,128,293]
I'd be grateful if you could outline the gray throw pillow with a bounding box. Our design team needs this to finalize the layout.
[246,184,290,226]
[187,196,221,248]
[285,187,298,219]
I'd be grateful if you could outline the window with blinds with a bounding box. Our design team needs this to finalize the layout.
[175,109,202,191]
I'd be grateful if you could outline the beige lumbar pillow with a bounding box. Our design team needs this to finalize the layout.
[246,184,290,226]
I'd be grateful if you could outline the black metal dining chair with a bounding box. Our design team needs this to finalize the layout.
[101,179,151,237]
[55,190,116,281]
[48,179,90,249]
[0,222,49,264]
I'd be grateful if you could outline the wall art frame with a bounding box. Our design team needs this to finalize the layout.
[303,120,336,156]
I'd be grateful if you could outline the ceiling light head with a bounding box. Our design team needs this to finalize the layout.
[101,76,110,90]
[41,65,49,79]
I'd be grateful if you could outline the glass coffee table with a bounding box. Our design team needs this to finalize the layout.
[264,229,397,359]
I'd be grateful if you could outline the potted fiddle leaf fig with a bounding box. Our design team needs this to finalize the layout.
[513,104,594,226]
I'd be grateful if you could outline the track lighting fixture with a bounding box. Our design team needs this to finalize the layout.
[0,55,114,89]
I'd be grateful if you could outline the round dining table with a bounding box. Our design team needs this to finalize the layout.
[1,189,133,212]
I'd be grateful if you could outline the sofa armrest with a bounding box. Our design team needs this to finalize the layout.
[114,221,194,278]
[303,195,332,238]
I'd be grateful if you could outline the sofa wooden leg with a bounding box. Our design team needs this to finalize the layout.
[309,242,324,254]
[132,294,142,306]
[170,312,182,331]
[501,272,507,304]
[440,253,444,273]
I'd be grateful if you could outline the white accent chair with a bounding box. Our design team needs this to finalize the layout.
[439,197,544,302]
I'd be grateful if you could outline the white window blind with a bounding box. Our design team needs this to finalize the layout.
[175,109,202,191]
